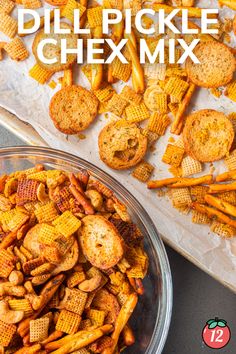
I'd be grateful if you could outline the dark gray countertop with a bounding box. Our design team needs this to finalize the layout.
[0,126,235,354]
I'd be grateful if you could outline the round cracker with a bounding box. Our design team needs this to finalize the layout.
[98,122,147,170]
[186,41,236,88]
[49,85,99,134]
[23,224,42,257]
[79,215,124,270]
[144,85,163,111]
[183,109,234,162]
[32,23,78,72]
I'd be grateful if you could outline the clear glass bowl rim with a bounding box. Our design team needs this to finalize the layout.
[0,146,173,354]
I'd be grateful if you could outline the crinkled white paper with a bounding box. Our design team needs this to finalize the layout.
[1,1,236,290]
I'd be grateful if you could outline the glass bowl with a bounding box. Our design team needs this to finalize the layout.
[0,146,172,354]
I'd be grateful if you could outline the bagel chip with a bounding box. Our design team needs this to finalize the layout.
[80,215,124,270]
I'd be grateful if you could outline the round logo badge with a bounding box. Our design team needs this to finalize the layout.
[202,317,231,349]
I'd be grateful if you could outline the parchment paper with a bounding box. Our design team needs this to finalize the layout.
[1,1,236,290]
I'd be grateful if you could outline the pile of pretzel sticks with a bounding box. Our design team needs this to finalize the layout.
[148,169,236,238]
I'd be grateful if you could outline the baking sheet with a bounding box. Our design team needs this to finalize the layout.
[1,1,236,291]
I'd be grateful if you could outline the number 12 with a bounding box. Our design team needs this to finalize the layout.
[210,329,224,343]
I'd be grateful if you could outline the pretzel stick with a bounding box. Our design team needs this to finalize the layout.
[0,175,7,193]
[174,119,185,135]
[23,333,30,346]
[45,326,112,351]
[108,65,115,83]
[216,170,236,182]
[108,20,125,83]
[191,202,236,228]
[134,278,144,295]
[91,26,103,90]
[111,20,124,45]
[19,10,55,37]
[80,0,88,28]
[187,21,215,41]
[148,175,213,189]
[148,177,180,189]
[205,194,236,218]
[61,69,73,87]
[17,274,65,337]
[102,293,138,354]
[41,331,64,346]
[77,169,89,189]
[69,185,95,215]
[171,83,196,134]
[219,0,236,10]
[122,325,135,346]
[208,182,236,194]
[69,173,85,195]
[151,4,217,18]
[182,0,195,6]
[50,325,113,354]
[169,175,213,188]
[0,231,17,250]
[0,42,6,60]
[14,344,41,354]
[124,31,145,93]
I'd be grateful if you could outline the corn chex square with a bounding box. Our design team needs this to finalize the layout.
[52,211,81,238]
[29,63,53,84]
[0,0,14,14]
[38,223,58,245]
[132,161,154,182]
[56,309,81,334]
[224,149,236,170]
[162,144,185,167]
[9,299,34,317]
[190,186,209,204]
[120,86,142,105]
[22,0,42,8]
[4,37,29,61]
[61,0,86,23]
[112,57,132,82]
[211,221,236,238]
[164,77,189,102]
[87,6,103,28]
[126,103,150,123]
[106,94,128,117]
[218,191,236,206]
[144,63,166,80]
[192,210,211,225]
[87,309,105,327]
[0,208,28,232]
[0,320,16,346]
[169,187,192,209]
[94,84,115,102]
[30,317,49,342]
[0,249,16,278]
[147,113,171,135]
[17,179,39,205]
[0,12,17,38]
[181,156,202,177]
[64,288,88,315]
[35,201,59,223]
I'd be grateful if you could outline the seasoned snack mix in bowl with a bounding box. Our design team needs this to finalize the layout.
[0,146,172,354]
